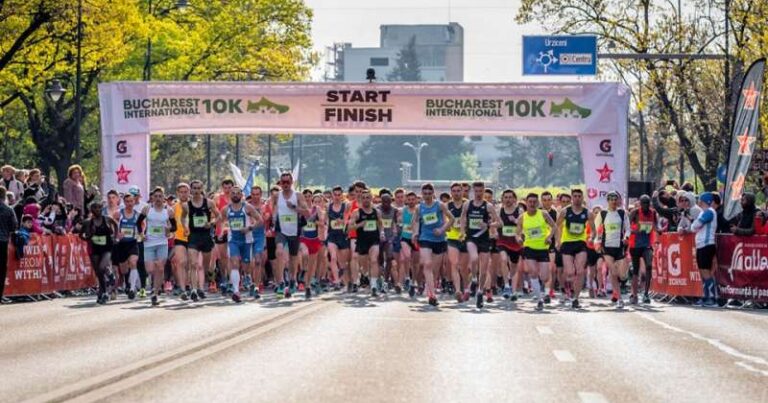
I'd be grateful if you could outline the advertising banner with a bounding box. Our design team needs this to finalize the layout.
[651,233,703,297]
[716,234,768,302]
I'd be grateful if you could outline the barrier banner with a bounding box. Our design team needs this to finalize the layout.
[51,235,97,292]
[651,233,703,297]
[4,234,53,296]
[715,234,768,302]
[5,234,95,297]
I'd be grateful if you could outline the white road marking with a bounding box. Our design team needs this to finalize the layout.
[636,312,768,376]
[578,391,609,403]
[553,350,576,362]
[536,326,553,335]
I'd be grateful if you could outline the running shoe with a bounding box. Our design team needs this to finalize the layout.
[138,288,147,299]
[703,299,717,307]
[276,283,285,294]
[394,285,402,294]
[610,296,618,304]
[151,295,159,306]
[197,289,206,300]
[190,290,199,302]
[298,282,306,292]
[629,294,638,305]
[284,286,292,299]
[417,285,425,296]
[352,284,359,293]
[572,299,580,309]
[643,295,651,304]
[96,293,107,305]
[470,281,478,297]
[455,291,463,303]
[404,278,411,292]
[305,287,311,300]
[485,290,493,303]
[428,296,439,306]
[290,282,298,295]
[408,284,416,298]
[180,291,189,301]
[617,299,625,309]
[502,286,512,300]
[476,292,484,309]
[536,300,544,311]
[693,299,705,307]
[208,283,218,293]
[371,287,378,298]
[253,290,261,300]
[597,290,607,298]
[462,290,470,302]
[219,282,229,295]
[109,290,117,301]
[510,292,519,302]
[127,289,136,300]
[232,293,242,303]
[543,294,551,304]
[346,283,353,294]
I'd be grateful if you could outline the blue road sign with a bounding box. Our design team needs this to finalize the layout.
[523,36,597,75]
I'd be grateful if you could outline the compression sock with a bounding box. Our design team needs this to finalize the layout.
[128,268,139,292]
[230,269,240,295]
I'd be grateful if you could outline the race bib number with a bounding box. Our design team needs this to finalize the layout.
[331,219,345,230]
[92,235,107,246]
[452,219,461,228]
[304,221,317,231]
[469,218,482,230]
[229,218,245,231]
[423,212,438,225]
[605,223,620,234]
[281,214,298,224]
[402,224,412,234]
[121,227,135,238]
[526,227,543,239]
[639,221,653,233]
[568,222,585,235]
[381,218,392,228]
[192,215,207,228]
[364,220,377,232]
[149,225,165,236]
[502,225,516,237]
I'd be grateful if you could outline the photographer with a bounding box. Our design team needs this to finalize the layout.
[652,187,680,232]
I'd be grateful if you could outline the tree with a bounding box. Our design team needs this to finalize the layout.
[497,137,583,188]
[387,35,421,82]
[517,0,768,190]
[297,135,351,188]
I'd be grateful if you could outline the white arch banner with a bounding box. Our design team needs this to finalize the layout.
[98,82,629,205]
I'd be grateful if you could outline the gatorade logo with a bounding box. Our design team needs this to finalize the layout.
[667,242,681,277]
[599,139,612,153]
[116,140,131,159]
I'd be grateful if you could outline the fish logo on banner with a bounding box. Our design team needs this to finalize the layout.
[724,59,765,219]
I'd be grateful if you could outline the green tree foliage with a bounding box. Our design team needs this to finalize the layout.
[387,35,421,82]
[0,0,315,190]
[297,135,351,188]
[497,137,582,188]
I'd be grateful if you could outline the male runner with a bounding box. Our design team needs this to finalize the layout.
[378,191,399,294]
[595,191,631,309]
[518,193,557,311]
[349,189,384,296]
[555,189,594,309]
[216,186,261,303]
[541,191,560,304]
[484,188,504,295]
[399,191,421,297]
[411,183,453,306]
[141,187,176,306]
[213,179,233,293]
[181,180,219,301]
[114,194,141,300]
[247,186,267,299]
[326,186,350,291]
[461,182,500,309]
[446,182,468,303]
[496,189,523,301]
[628,195,658,304]
[687,193,718,307]
[80,201,118,305]
[272,172,310,298]
[300,194,325,299]
[172,183,192,300]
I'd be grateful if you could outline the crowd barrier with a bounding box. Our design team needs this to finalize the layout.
[652,233,768,303]
[4,234,96,298]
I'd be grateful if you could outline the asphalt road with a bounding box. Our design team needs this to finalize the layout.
[2,291,768,403]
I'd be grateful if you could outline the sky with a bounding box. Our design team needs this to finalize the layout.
[303,0,548,82]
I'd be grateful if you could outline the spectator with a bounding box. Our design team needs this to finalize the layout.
[20,197,44,235]
[13,215,33,259]
[711,192,731,234]
[1,165,24,203]
[63,164,87,215]
[755,173,768,208]
[23,169,48,202]
[652,188,680,232]
[0,186,18,301]
[681,182,695,192]
[731,192,759,236]
[14,169,28,185]
[677,191,701,233]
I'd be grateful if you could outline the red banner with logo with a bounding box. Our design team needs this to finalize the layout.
[715,234,768,302]
[5,234,96,297]
[651,233,703,297]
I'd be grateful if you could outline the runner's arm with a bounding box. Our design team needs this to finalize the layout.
[167,208,177,233]
[555,209,566,247]
[296,195,311,218]
[517,214,525,242]
[459,203,468,237]
[247,204,262,230]
[411,209,420,239]
[487,203,500,229]
[208,199,220,227]
[441,203,454,233]
[181,203,189,235]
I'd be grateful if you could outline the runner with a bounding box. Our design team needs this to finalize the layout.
[247,186,267,299]
[326,186,350,291]
[393,188,406,209]
[140,187,176,306]
[496,189,524,302]
[628,195,658,305]
[171,183,192,300]
[461,182,500,309]
[212,179,234,294]
[272,172,310,299]
[586,206,606,298]
[446,183,468,303]
[216,186,261,303]
[554,189,594,309]
[113,194,142,300]
[349,189,384,296]
[518,193,557,311]
[411,183,453,306]
[105,190,121,218]
[300,194,326,299]
[264,186,281,296]
[399,191,421,298]
[181,180,219,301]
[595,191,630,309]
[80,201,118,305]
[541,191,560,304]
[484,188,504,296]
[378,190,399,294]
[686,193,718,307]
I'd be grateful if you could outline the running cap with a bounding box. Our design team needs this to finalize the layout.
[698,192,714,205]
[128,185,140,196]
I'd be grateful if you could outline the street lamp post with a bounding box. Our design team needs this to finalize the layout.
[144,0,188,81]
[403,141,428,181]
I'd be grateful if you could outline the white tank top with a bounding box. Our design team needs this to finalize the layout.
[277,190,299,236]
[145,206,169,247]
